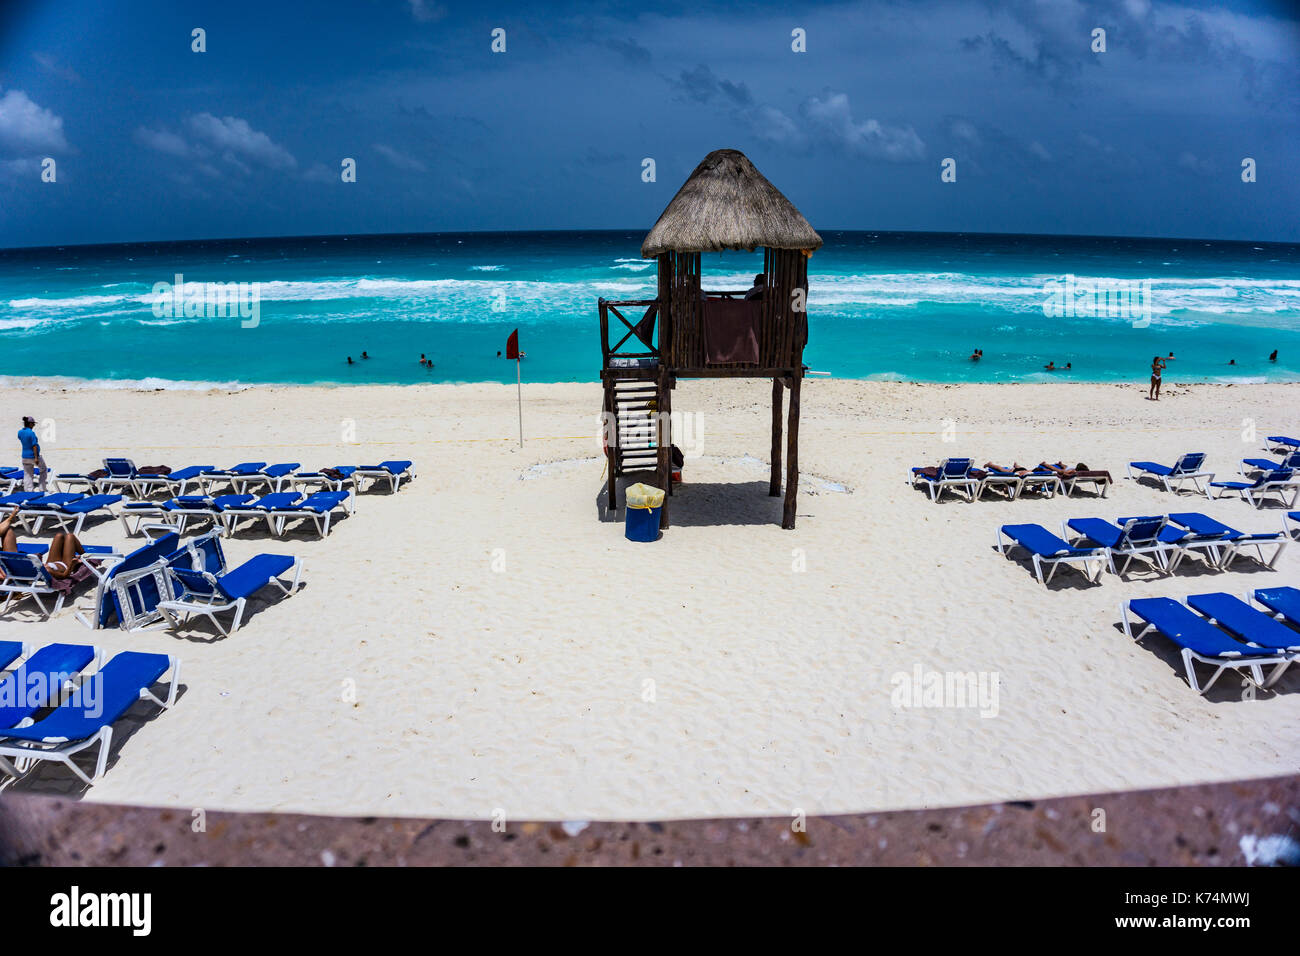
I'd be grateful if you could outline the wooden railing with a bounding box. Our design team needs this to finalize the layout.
[598,298,658,365]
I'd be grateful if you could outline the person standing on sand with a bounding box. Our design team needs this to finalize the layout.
[1149,355,1167,401]
[17,416,46,493]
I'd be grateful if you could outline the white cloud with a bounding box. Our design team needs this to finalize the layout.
[0,89,68,154]
[186,113,297,170]
[374,143,427,173]
[134,126,192,158]
[801,93,925,162]
[31,52,82,84]
[406,0,446,22]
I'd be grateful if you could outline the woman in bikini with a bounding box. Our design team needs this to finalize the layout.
[0,506,87,580]
[1149,355,1166,400]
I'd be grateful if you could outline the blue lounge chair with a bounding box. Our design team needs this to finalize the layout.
[76,532,181,630]
[1251,587,1300,630]
[0,641,25,673]
[1266,435,1300,453]
[197,462,267,495]
[0,650,178,786]
[1120,597,1293,694]
[911,458,979,502]
[119,493,254,537]
[1210,467,1299,509]
[0,642,99,730]
[1239,450,1300,476]
[214,492,304,536]
[1185,592,1300,653]
[1062,515,1183,576]
[996,523,1107,584]
[19,493,123,535]
[1167,512,1287,570]
[0,492,44,508]
[157,552,302,636]
[0,551,82,618]
[53,469,100,495]
[151,464,216,498]
[228,462,301,495]
[353,459,415,493]
[1126,453,1213,496]
[270,490,351,537]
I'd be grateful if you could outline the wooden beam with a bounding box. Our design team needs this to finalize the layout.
[783,372,800,529]
[657,368,672,529]
[769,376,783,496]
[604,380,618,513]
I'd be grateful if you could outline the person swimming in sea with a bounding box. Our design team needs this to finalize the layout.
[361,351,370,360]
[970,348,982,361]
[1044,361,1056,371]
[347,356,354,365]
[1270,349,1278,362]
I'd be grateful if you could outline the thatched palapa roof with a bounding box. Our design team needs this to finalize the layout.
[641,149,822,258]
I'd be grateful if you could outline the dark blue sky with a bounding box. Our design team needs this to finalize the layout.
[0,0,1296,247]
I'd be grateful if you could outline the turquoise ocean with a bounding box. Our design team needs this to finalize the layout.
[0,230,1297,388]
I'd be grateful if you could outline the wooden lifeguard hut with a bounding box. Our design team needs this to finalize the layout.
[599,148,822,529]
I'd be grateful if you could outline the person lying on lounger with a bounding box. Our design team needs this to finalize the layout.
[983,462,1032,475]
[1036,461,1113,483]
[0,506,88,580]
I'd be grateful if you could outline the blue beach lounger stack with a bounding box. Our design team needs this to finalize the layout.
[1166,512,1288,570]
[1120,596,1296,694]
[1126,453,1214,497]
[0,648,179,786]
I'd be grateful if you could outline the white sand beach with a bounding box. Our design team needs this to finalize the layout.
[0,379,1297,821]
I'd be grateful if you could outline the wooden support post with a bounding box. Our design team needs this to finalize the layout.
[658,370,672,529]
[604,380,618,513]
[782,372,801,529]
[769,377,783,496]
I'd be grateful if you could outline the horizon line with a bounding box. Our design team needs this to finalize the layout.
[3,226,1299,256]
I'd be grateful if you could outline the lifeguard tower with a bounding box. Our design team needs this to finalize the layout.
[598,148,821,529]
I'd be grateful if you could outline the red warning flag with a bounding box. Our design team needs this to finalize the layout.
[505,329,520,360]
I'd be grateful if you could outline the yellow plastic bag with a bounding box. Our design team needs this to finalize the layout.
[625,482,665,510]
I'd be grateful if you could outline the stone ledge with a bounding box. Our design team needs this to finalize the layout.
[1,775,1296,866]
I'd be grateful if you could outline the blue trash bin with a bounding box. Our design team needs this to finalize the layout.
[625,504,662,542]
[624,482,664,542]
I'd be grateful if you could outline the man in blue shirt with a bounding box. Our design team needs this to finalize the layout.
[18,416,47,493]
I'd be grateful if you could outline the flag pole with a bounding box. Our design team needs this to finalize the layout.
[516,357,523,447]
